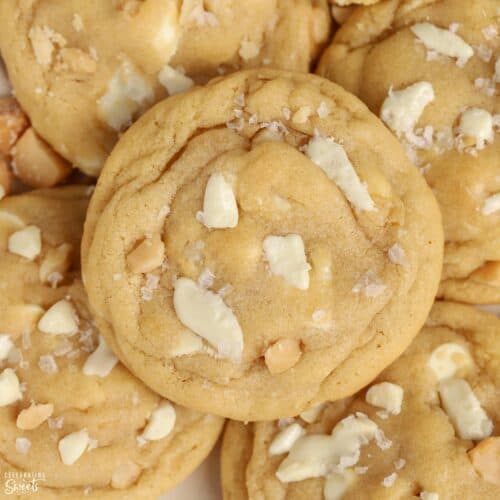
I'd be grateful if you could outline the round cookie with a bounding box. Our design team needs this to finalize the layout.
[82,69,443,421]
[317,0,500,304]
[221,301,500,500]
[0,187,224,498]
[0,0,331,176]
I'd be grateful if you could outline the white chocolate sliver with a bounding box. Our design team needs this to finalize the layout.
[158,65,194,95]
[380,82,435,136]
[173,278,244,362]
[324,470,357,500]
[200,173,239,229]
[0,368,22,406]
[83,336,119,377]
[482,193,500,216]
[142,401,176,441]
[38,299,79,335]
[428,343,473,380]
[411,23,473,62]
[305,137,375,212]
[366,382,404,415]
[58,430,90,465]
[0,334,14,361]
[8,225,42,260]
[459,108,493,148]
[269,423,306,455]
[263,234,311,290]
[276,414,378,482]
[97,61,154,131]
[438,378,493,440]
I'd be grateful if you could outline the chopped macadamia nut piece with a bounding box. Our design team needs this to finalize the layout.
[83,336,119,377]
[468,437,500,485]
[438,378,493,440]
[8,225,42,260]
[13,128,72,188]
[0,157,12,199]
[264,338,302,374]
[324,470,357,500]
[263,234,311,290]
[58,429,90,465]
[16,403,54,430]
[305,136,375,212]
[173,277,244,362]
[300,402,326,423]
[365,382,404,415]
[0,334,14,361]
[0,97,29,155]
[38,299,79,335]
[141,401,176,441]
[28,25,67,67]
[97,61,154,131]
[0,368,22,406]
[482,193,500,216]
[428,343,473,380]
[458,108,493,149]
[411,23,473,63]
[269,423,306,455]
[276,414,379,482]
[158,65,194,95]
[39,243,72,283]
[380,82,435,137]
[200,173,239,229]
[127,234,165,274]
[111,462,142,489]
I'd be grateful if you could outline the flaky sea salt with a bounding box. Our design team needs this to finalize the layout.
[382,472,397,487]
[15,437,31,454]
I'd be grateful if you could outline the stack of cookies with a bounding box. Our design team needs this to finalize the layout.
[0,1,497,499]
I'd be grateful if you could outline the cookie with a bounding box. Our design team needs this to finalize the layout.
[0,187,224,498]
[82,69,443,421]
[317,0,500,304]
[0,0,331,176]
[221,301,500,499]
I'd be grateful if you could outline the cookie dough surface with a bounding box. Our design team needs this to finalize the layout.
[221,302,500,500]
[0,187,223,499]
[317,0,500,304]
[0,0,330,176]
[82,69,443,421]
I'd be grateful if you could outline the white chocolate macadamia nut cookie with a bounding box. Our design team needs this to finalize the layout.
[317,0,500,304]
[0,0,331,176]
[221,302,500,500]
[0,187,223,498]
[82,69,443,421]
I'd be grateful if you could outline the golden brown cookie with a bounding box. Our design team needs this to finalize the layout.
[82,69,443,421]
[0,0,331,176]
[221,302,500,499]
[0,187,223,498]
[317,0,500,304]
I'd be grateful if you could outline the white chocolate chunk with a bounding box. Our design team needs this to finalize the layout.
[438,378,493,440]
[388,244,406,266]
[324,470,356,500]
[58,429,90,465]
[200,173,239,229]
[411,23,473,63]
[428,343,473,380]
[158,65,194,95]
[305,137,375,212]
[276,414,379,482]
[111,462,142,489]
[8,226,42,260]
[15,437,31,454]
[38,299,79,335]
[17,403,54,430]
[482,193,500,216]
[420,492,439,500]
[0,368,22,406]
[83,336,119,377]
[0,334,14,361]
[365,382,404,415]
[269,423,306,455]
[173,278,244,362]
[380,82,435,136]
[170,329,204,357]
[263,235,311,290]
[142,401,176,441]
[299,402,327,423]
[458,108,493,148]
[97,61,154,131]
